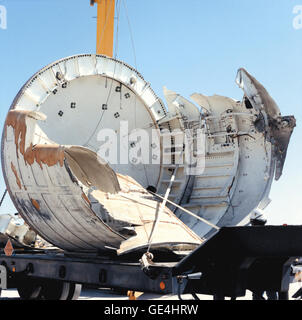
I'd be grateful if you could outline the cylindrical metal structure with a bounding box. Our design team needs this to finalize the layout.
[1,54,295,254]
[1,54,202,254]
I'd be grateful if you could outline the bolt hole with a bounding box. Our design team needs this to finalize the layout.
[59,265,66,279]
[147,186,157,193]
[99,269,107,284]
[26,263,34,274]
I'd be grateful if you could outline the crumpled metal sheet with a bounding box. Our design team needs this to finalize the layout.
[2,110,201,255]
[159,68,296,236]
[236,68,296,180]
[236,68,281,119]
[0,53,296,247]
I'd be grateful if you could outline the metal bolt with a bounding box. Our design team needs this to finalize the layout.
[56,72,63,81]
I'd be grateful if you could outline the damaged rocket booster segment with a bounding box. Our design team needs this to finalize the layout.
[1,54,296,248]
[2,110,201,254]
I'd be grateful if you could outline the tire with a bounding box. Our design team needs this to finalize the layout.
[66,283,82,300]
[40,280,82,300]
[17,278,43,300]
[40,280,70,300]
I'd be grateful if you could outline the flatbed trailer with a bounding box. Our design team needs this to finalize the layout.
[0,226,301,300]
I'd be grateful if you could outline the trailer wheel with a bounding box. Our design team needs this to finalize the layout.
[40,280,71,300]
[17,279,43,300]
[40,281,82,300]
[278,291,289,300]
[66,283,82,300]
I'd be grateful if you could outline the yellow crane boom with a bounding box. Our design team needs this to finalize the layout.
[90,0,115,57]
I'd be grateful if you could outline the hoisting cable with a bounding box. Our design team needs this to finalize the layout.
[122,0,137,69]
[139,165,180,276]
[0,189,7,208]
[146,165,180,254]
[148,190,220,231]
[114,0,122,59]
[140,139,219,273]
[84,0,122,147]
[121,0,151,186]
[146,138,187,254]
[141,140,185,270]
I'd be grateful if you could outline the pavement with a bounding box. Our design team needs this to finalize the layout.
[0,283,301,300]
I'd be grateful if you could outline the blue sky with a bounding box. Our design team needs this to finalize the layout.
[0,0,301,225]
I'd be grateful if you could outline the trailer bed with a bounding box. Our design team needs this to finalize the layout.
[0,226,302,300]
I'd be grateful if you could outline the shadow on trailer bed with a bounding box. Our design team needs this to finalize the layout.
[173,225,302,299]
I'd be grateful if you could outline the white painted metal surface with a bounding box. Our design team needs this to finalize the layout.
[158,70,295,237]
[1,54,295,253]
[1,54,202,254]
